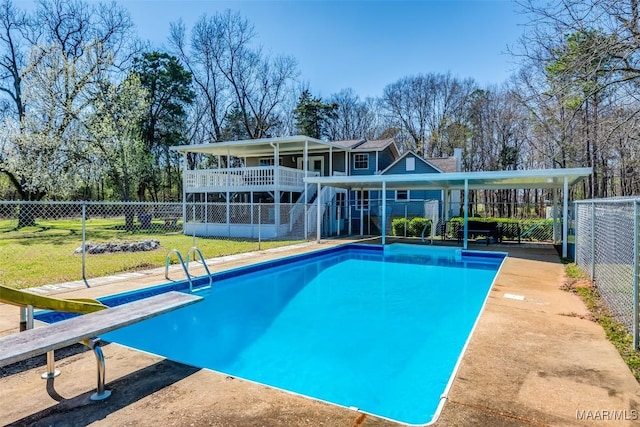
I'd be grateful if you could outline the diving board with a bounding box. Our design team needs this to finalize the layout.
[0,291,202,400]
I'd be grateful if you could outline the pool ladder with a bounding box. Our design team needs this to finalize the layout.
[165,246,213,292]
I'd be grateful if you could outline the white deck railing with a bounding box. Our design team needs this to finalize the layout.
[185,166,319,192]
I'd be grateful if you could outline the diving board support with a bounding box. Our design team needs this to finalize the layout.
[87,337,110,400]
[41,350,60,379]
[0,292,202,400]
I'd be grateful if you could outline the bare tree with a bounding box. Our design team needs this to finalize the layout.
[0,0,27,122]
[325,88,377,140]
[381,73,477,157]
[169,10,298,144]
[516,0,640,197]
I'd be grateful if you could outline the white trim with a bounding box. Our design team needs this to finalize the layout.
[297,156,324,176]
[171,135,347,154]
[304,167,593,191]
[395,190,412,201]
[353,153,369,170]
[259,157,283,166]
[355,190,370,210]
[380,150,444,175]
[406,157,415,171]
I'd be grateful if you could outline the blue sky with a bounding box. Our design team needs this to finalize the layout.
[24,0,526,99]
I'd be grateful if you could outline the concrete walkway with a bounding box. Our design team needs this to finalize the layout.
[1,242,639,426]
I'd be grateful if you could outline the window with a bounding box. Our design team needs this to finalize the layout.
[406,157,415,171]
[396,190,409,201]
[354,153,369,170]
[355,190,370,210]
[259,157,283,166]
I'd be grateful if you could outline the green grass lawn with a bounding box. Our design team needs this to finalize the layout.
[0,218,303,289]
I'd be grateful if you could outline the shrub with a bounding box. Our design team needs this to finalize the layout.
[392,218,409,236]
[408,217,431,237]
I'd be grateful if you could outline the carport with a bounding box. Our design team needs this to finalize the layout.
[304,167,592,257]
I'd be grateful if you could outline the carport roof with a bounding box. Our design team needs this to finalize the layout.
[304,167,592,190]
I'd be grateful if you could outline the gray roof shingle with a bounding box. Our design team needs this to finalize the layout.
[425,157,458,173]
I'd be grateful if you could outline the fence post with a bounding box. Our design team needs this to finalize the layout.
[634,201,639,349]
[591,201,595,280]
[192,203,196,247]
[258,204,261,251]
[82,202,87,283]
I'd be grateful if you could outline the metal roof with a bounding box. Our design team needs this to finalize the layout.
[304,167,593,190]
[170,135,349,156]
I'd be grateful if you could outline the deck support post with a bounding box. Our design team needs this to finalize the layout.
[316,183,322,242]
[226,149,231,237]
[274,143,281,237]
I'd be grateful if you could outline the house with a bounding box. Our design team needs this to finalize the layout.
[365,150,462,235]
[172,135,459,239]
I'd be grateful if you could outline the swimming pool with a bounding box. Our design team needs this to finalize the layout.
[37,243,505,425]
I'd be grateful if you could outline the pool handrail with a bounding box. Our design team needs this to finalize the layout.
[165,248,193,289]
[186,246,213,292]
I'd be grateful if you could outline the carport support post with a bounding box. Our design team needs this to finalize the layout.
[463,179,469,249]
[633,201,639,349]
[562,176,568,258]
[382,181,386,245]
[304,141,308,239]
[360,189,364,236]
[316,183,321,242]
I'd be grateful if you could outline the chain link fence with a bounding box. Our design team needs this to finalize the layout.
[0,201,310,289]
[575,198,639,349]
[1,197,564,290]
[336,197,560,243]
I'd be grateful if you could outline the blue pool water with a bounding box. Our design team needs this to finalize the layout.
[37,243,505,425]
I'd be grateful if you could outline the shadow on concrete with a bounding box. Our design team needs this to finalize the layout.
[0,343,89,378]
[6,359,200,427]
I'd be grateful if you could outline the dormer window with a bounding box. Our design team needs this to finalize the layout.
[354,153,369,170]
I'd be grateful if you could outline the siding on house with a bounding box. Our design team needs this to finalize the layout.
[383,152,441,175]
[377,147,396,172]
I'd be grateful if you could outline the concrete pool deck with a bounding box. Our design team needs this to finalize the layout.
[1,240,639,426]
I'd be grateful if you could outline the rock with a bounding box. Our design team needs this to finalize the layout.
[74,239,161,255]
